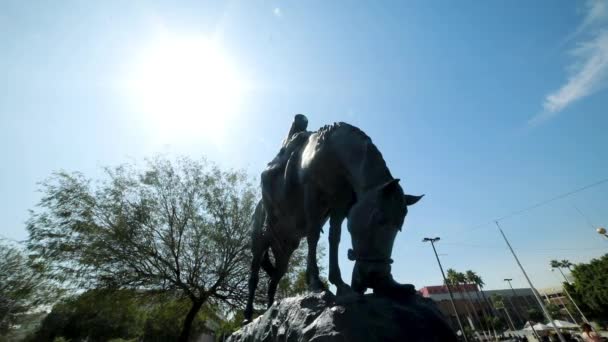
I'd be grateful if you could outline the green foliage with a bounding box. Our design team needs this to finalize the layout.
[550,260,562,269]
[278,270,328,299]
[490,294,505,309]
[545,303,563,320]
[215,311,244,340]
[291,270,310,295]
[564,253,608,321]
[0,241,58,338]
[527,308,544,323]
[31,289,145,342]
[271,241,327,301]
[26,156,257,341]
[445,269,467,288]
[445,269,458,286]
[560,260,574,270]
[484,315,506,331]
[465,270,484,289]
[142,295,218,342]
[29,289,221,342]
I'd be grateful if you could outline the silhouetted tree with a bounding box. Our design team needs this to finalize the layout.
[0,241,57,339]
[27,156,256,342]
[564,254,608,321]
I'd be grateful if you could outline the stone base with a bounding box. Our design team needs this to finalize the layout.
[228,291,457,342]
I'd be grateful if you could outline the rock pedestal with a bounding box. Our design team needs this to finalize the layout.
[228,291,457,342]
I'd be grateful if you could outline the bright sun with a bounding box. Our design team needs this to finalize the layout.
[127,36,245,143]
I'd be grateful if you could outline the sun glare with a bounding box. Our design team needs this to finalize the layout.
[127,36,245,143]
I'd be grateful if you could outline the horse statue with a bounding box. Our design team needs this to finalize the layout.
[244,114,423,322]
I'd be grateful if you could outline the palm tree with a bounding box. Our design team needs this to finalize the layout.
[446,269,473,331]
[467,271,498,340]
[461,271,489,340]
[446,268,459,286]
[447,270,481,338]
[550,260,570,283]
[560,260,574,271]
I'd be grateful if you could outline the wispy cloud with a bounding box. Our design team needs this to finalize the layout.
[273,7,282,18]
[531,0,608,125]
[580,0,608,31]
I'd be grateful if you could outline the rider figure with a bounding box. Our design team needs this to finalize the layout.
[261,114,311,219]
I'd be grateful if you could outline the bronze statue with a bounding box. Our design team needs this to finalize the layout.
[244,114,423,322]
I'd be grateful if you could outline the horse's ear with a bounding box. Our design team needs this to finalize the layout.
[380,178,400,196]
[404,194,424,206]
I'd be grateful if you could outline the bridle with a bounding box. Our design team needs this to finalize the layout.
[347,248,393,264]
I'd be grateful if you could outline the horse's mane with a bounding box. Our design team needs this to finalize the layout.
[317,122,391,179]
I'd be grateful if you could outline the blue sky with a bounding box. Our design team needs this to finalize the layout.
[1,0,607,291]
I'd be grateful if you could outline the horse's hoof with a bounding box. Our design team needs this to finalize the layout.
[372,276,416,300]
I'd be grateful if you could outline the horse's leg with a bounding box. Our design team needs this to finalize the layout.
[244,244,264,323]
[267,245,294,308]
[306,228,326,292]
[244,201,269,323]
[303,188,326,292]
[328,213,352,296]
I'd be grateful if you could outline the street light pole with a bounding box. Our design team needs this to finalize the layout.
[501,307,517,332]
[495,221,567,342]
[423,237,469,342]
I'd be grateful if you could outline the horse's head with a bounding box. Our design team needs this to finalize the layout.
[347,178,422,292]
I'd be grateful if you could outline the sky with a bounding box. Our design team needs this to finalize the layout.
[1,0,608,292]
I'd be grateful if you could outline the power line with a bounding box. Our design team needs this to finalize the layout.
[494,177,608,222]
[573,205,597,230]
[440,242,606,252]
[444,177,608,237]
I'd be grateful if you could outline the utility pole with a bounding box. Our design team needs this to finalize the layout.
[423,237,469,342]
[495,221,566,342]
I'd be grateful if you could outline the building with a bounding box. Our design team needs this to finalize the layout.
[538,287,581,323]
[420,284,538,332]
